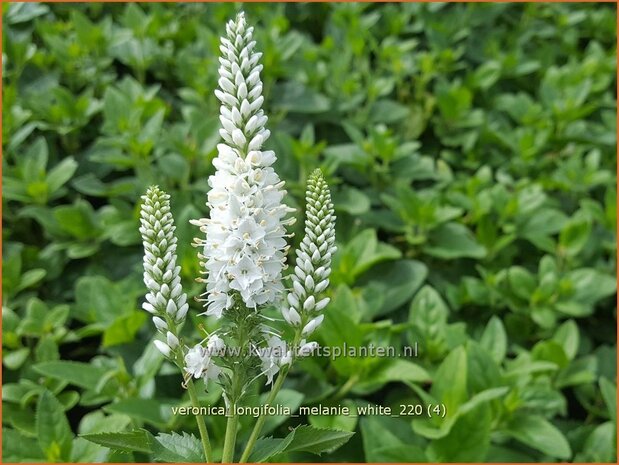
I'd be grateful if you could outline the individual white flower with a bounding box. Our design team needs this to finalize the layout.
[258,335,291,385]
[283,169,336,337]
[184,344,222,383]
[140,186,190,355]
[207,334,225,355]
[192,11,294,318]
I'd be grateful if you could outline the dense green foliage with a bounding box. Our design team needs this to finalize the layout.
[2,2,617,462]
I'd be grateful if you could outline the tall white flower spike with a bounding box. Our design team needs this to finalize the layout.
[284,169,336,338]
[139,186,190,357]
[192,11,294,318]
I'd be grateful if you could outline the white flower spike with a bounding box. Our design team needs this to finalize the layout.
[139,186,189,356]
[193,10,294,318]
[284,169,336,338]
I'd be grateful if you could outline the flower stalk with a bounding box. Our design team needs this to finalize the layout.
[139,11,337,465]
[240,169,336,462]
[139,186,213,462]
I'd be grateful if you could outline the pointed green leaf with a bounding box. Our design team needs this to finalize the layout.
[36,390,73,461]
[80,430,154,454]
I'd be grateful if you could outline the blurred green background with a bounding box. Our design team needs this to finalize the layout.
[2,2,617,463]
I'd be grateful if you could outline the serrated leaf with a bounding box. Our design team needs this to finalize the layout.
[248,431,296,463]
[80,430,154,454]
[284,425,354,455]
[152,432,204,463]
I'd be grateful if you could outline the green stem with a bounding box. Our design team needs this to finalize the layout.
[221,402,239,463]
[333,373,359,400]
[239,369,287,463]
[186,378,213,463]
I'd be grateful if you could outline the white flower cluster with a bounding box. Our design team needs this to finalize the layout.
[193,11,293,318]
[139,186,189,357]
[283,169,336,337]
[184,334,225,383]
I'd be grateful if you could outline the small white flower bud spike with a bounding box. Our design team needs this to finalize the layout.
[140,186,189,355]
[284,169,336,342]
[194,11,292,318]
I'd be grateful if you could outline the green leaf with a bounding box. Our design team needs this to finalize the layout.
[361,416,422,461]
[409,285,448,358]
[599,377,617,423]
[2,428,45,461]
[368,99,411,123]
[505,414,572,459]
[333,229,401,284]
[53,200,100,239]
[6,2,50,24]
[152,432,204,462]
[466,342,502,393]
[103,399,171,427]
[424,222,486,259]
[36,390,73,462]
[332,186,371,215]
[3,347,30,369]
[273,81,330,114]
[47,157,78,194]
[368,445,427,462]
[33,361,110,391]
[507,266,537,300]
[102,311,147,347]
[552,320,579,360]
[359,259,427,317]
[284,425,354,455]
[17,268,47,291]
[248,431,297,463]
[567,268,616,310]
[308,398,358,432]
[74,276,127,324]
[413,387,507,440]
[428,403,492,462]
[359,358,430,390]
[431,346,468,413]
[480,316,507,363]
[579,422,616,462]
[80,430,154,454]
[559,215,591,256]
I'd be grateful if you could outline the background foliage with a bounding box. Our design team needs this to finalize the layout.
[2,2,617,462]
